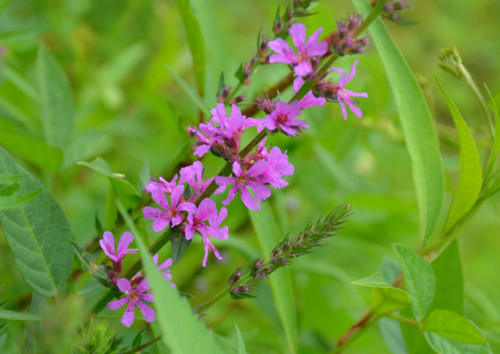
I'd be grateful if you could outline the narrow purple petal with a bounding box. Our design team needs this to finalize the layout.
[108,297,129,310]
[136,301,156,323]
[116,231,135,258]
[290,23,306,52]
[247,180,271,201]
[152,218,170,232]
[294,61,312,77]
[121,302,136,327]
[222,185,239,206]
[116,278,133,293]
[240,186,259,210]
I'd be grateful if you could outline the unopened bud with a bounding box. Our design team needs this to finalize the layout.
[228,268,243,285]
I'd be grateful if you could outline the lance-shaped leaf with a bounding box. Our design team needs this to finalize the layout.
[435,76,482,230]
[71,241,110,287]
[37,44,74,148]
[352,0,445,244]
[0,146,73,296]
[425,310,488,345]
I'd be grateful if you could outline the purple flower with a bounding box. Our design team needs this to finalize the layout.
[189,104,262,158]
[100,231,138,263]
[202,206,229,267]
[215,161,271,210]
[153,254,176,287]
[293,77,326,109]
[268,23,328,77]
[145,175,178,195]
[107,278,155,327]
[179,161,214,194]
[257,146,294,189]
[184,198,218,240]
[330,60,368,119]
[264,100,307,136]
[143,185,194,232]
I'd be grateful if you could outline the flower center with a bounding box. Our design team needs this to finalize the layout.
[277,114,288,124]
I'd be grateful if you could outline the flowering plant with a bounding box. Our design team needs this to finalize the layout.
[0,0,498,353]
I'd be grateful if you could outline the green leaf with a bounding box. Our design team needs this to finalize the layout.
[116,200,220,354]
[484,86,500,182]
[138,160,151,192]
[379,317,408,354]
[424,332,491,354]
[235,324,248,354]
[167,66,210,116]
[0,188,41,210]
[175,0,205,96]
[353,0,445,244]
[435,76,482,230]
[0,182,20,196]
[353,272,410,314]
[393,244,436,320]
[78,157,141,209]
[430,240,463,313]
[0,173,24,184]
[170,226,191,263]
[0,309,41,321]
[425,310,488,345]
[0,146,73,296]
[36,44,74,147]
[70,241,110,287]
[0,121,62,172]
[249,204,297,354]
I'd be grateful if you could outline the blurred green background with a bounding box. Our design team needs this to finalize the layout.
[0,0,499,352]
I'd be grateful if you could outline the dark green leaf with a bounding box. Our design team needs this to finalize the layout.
[170,226,191,264]
[0,189,41,211]
[0,146,73,296]
[394,244,436,320]
[436,76,482,230]
[353,0,445,244]
[70,241,110,287]
[37,44,73,147]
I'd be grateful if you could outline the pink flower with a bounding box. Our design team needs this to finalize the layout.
[268,23,328,77]
[107,278,155,327]
[202,206,229,267]
[215,161,271,211]
[179,161,214,194]
[145,175,178,195]
[100,231,138,263]
[330,60,368,119]
[184,198,218,240]
[257,146,294,189]
[153,254,176,287]
[143,185,194,232]
[293,77,326,109]
[264,100,307,136]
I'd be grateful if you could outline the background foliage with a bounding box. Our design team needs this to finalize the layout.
[0,0,499,352]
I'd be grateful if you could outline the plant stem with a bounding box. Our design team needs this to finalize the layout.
[122,335,163,354]
[385,313,421,328]
[331,311,377,353]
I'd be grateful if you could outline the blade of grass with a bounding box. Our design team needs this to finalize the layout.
[352,0,445,246]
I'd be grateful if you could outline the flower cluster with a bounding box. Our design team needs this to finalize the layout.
[100,231,174,327]
[143,161,229,267]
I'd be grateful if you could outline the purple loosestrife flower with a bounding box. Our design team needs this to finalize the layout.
[107,278,155,327]
[264,100,308,136]
[153,254,176,287]
[330,60,368,119]
[215,161,271,211]
[184,198,218,241]
[145,175,178,195]
[180,161,215,195]
[202,206,229,267]
[143,185,194,232]
[294,77,326,109]
[257,147,294,189]
[100,231,138,264]
[268,23,328,77]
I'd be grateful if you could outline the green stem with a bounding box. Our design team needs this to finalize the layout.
[385,313,421,328]
[465,72,494,139]
[330,311,378,353]
[121,335,163,354]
